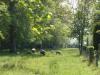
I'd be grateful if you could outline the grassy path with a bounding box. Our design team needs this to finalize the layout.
[0,48,99,75]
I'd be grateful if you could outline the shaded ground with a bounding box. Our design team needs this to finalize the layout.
[0,48,100,75]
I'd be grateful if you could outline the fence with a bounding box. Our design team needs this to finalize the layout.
[82,45,100,67]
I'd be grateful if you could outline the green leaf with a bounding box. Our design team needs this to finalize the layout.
[0,31,5,40]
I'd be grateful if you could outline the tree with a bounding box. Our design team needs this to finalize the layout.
[72,0,96,55]
[93,0,100,67]
[0,0,73,51]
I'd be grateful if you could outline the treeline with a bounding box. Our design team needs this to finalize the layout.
[0,0,72,52]
[72,0,100,67]
[72,0,96,55]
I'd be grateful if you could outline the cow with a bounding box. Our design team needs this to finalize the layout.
[32,48,36,53]
[40,49,46,56]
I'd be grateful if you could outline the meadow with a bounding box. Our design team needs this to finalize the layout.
[0,48,100,75]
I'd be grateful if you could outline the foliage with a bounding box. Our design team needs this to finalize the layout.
[87,46,94,50]
[0,0,72,50]
[0,31,5,40]
[0,2,10,40]
[72,0,96,55]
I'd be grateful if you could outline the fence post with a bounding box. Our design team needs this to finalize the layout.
[95,44,100,67]
[95,50,99,67]
[87,46,94,66]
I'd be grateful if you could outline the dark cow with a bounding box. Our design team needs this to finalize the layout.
[40,49,46,56]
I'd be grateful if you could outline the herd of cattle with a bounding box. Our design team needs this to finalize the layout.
[31,48,61,56]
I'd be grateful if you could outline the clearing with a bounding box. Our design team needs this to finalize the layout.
[0,48,99,75]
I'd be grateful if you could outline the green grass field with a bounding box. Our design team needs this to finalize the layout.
[0,48,100,75]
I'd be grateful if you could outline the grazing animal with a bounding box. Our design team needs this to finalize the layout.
[56,51,61,55]
[40,49,45,55]
[32,48,36,53]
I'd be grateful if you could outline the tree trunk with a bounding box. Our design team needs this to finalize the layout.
[80,31,84,55]
[78,34,81,55]
[78,30,83,55]
[8,1,17,53]
[9,25,16,53]
[87,37,89,46]
[79,25,84,55]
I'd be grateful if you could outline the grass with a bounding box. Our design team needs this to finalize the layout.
[0,48,100,75]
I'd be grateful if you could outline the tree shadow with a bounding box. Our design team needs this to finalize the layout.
[0,51,43,58]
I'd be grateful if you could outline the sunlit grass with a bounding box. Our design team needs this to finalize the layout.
[0,48,99,75]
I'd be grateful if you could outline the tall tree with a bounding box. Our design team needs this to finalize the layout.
[93,0,100,67]
[8,0,18,53]
[72,0,96,55]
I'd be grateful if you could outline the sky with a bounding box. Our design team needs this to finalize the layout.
[61,0,77,9]
[69,0,77,9]
[70,38,78,45]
